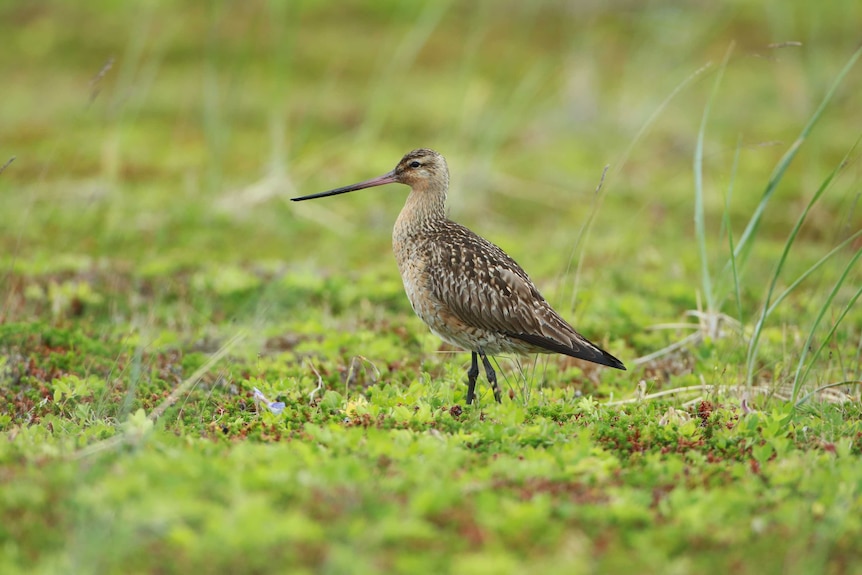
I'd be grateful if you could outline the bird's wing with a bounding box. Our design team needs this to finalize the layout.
[425,222,624,369]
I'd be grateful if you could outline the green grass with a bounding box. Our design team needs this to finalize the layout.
[2,1,862,573]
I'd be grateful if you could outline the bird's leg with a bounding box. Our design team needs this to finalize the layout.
[466,352,479,405]
[478,350,502,403]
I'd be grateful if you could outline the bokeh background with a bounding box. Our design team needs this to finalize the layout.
[3,0,860,276]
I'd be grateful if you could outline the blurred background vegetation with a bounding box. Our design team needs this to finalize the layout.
[1,0,860,373]
[2,0,858,260]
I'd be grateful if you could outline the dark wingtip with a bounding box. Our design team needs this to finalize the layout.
[601,349,627,371]
[507,332,626,370]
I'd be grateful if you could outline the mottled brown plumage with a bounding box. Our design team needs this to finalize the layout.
[292,149,625,404]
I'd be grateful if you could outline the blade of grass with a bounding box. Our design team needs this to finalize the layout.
[795,380,862,407]
[728,46,862,270]
[564,165,608,313]
[562,59,714,318]
[693,43,734,314]
[766,228,862,317]
[745,139,859,385]
[722,136,744,322]
[616,62,713,173]
[792,267,862,402]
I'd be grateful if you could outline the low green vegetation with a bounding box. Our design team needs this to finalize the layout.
[1,1,861,573]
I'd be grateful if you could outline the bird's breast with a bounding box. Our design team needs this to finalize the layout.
[392,225,453,335]
[392,231,428,315]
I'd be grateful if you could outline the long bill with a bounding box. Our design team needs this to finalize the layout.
[291,170,399,201]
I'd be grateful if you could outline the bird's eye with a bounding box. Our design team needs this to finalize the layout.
[410,161,421,168]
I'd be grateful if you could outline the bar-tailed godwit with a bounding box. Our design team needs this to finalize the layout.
[292,149,625,404]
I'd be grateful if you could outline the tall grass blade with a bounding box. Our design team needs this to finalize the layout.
[744,140,858,385]
[729,46,862,269]
[766,229,862,317]
[617,62,713,173]
[563,166,608,313]
[693,45,733,313]
[723,137,744,322]
[791,255,862,401]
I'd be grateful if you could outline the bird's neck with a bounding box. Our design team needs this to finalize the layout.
[395,184,447,236]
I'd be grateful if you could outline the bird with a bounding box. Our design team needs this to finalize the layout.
[291,149,625,404]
